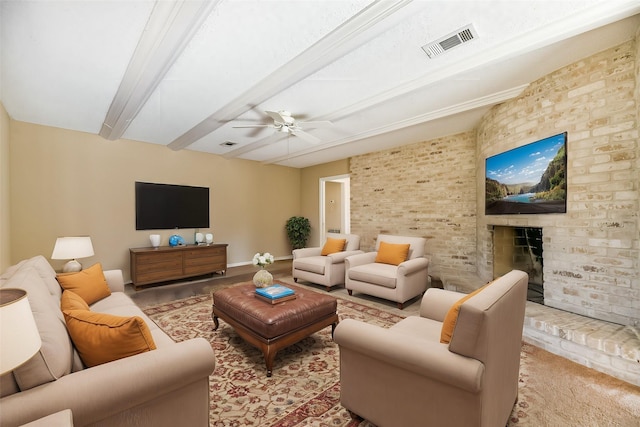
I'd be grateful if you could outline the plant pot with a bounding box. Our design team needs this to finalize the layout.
[253,268,273,288]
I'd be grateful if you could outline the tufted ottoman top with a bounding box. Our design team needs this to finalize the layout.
[212,282,337,340]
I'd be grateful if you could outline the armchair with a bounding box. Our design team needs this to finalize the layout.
[334,270,529,427]
[345,234,428,309]
[292,233,363,291]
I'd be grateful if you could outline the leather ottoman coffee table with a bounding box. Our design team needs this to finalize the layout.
[212,282,339,376]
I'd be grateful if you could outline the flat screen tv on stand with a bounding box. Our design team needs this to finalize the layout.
[485,132,567,215]
[135,182,210,230]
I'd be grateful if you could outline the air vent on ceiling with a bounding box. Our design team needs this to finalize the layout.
[220,141,237,147]
[421,24,478,58]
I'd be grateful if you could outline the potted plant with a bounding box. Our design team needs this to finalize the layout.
[285,216,311,249]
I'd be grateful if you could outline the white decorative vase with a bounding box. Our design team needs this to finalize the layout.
[253,268,273,288]
[149,234,161,248]
[205,233,213,244]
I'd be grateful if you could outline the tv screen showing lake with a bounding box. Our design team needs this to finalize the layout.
[485,132,567,215]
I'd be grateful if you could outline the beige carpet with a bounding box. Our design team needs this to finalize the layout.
[143,284,640,427]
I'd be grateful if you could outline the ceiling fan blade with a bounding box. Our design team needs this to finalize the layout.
[232,124,271,128]
[265,110,284,123]
[291,129,321,144]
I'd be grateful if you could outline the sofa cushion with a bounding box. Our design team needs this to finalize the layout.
[63,309,157,367]
[56,263,111,305]
[60,290,90,311]
[375,241,410,266]
[1,267,73,394]
[321,238,346,255]
[440,282,492,344]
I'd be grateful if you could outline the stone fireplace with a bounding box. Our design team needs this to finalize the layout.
[492,226,544,304]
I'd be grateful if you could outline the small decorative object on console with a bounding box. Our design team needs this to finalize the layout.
[205,233,213,244]
[168,235,185,247]
[149,234,161,248]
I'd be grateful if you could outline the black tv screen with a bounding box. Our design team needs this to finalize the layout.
[135,182,210,230]
[485,132,567,215]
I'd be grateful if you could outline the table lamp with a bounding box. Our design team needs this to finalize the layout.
[51,236,95,273]
[0,288,42,374]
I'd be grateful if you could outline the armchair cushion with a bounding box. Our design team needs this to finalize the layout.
[321,238,346,255]
[348,263,398,288]
[56,263,111,305]
[63,309,157,368]
[374,241,410,265]
[294,257,326,275]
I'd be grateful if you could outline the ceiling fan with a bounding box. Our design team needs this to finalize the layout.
[233,110,332,144]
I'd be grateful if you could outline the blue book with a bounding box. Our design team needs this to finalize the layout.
[255,284,295,300]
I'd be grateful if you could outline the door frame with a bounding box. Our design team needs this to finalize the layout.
[319,174,350,243]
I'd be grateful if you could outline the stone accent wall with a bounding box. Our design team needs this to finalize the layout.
[350,131,477,280]
[477,40,639,326]
[350,39,638,326]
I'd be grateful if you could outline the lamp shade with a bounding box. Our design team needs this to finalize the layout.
[0,289,42,374]
[51,236,95,260]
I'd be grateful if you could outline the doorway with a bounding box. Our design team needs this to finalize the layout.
[319,175,350,243]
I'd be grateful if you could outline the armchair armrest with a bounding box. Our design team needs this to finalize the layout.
[345,252,377,268]
[419,288,466,322]
[0,338,215,426]
[292,247,322,259]
[397,257,429,276]
[103,269,125,293]
[334,319,483,393]
[327,250,364,264]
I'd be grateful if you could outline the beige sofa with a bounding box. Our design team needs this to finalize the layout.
[292,233,363,291]
[0,256,216,427]
[334,270,528,427]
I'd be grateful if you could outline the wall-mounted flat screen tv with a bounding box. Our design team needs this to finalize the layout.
[135,182,210,230]
[485,132,567,215]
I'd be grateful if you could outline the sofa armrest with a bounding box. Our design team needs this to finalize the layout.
[103,269,125,293]
[397,257,429,276]
[0,338,215,426]
[327,250,364,264]
[334,319,483,393]
[419,288,466,322]
[345,252,377,268]
[292,247,322,259]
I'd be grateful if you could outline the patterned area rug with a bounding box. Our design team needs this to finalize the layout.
[144,290,640,427]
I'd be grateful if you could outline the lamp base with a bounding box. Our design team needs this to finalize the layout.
[62,259,82,273]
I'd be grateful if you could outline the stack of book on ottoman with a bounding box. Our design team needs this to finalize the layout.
[255,284,297,304]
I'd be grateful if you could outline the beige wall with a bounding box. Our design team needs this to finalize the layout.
[0,103,10,271]
[9,121,302,281]
[299,159,350,247]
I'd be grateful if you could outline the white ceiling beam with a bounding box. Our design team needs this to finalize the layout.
[167,0,414,151]
[261,85,529,165]
[99,0,221,141]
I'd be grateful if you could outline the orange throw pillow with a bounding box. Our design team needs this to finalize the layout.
[440,281,493,344]
[56,263,111,305]
[60,290,90,312]
[375,241,410,265]
[63,309,157,367]
[321,238,346,256]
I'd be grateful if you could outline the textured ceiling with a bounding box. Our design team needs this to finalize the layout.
[2,1,639,167]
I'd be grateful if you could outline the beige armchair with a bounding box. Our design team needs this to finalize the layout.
[345,234,429,309]
[292,233,363,291]
[334,270,528,427]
